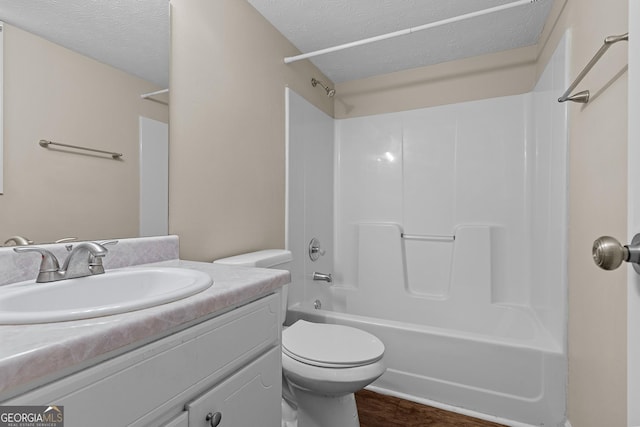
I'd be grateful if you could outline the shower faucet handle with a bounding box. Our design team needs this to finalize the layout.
[309,237,326,261]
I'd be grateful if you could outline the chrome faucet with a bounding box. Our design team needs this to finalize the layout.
[14,241,113,283]
[312,272,333,283]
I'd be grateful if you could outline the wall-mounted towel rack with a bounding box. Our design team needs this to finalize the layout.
[558,32,628,103]
[39,139,123,159]
[141,88,169,105]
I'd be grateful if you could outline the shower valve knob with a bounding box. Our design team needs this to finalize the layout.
[309,237,326,261]
[592,234,640,274]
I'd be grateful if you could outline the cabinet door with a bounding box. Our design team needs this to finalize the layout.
[186,347,281,427]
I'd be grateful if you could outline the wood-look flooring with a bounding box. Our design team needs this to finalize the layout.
[355,390,505,427]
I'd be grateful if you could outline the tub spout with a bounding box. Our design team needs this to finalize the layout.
[312,272,332,283]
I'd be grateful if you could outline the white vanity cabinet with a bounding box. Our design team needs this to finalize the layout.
[3,293,282,427]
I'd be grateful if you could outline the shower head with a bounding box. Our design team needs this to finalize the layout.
[311,78,336,98]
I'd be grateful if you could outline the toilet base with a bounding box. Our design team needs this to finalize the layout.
[282,398,298,427]
[288,386,360,427]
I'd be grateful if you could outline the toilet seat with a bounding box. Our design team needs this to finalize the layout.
[282,320,384,368]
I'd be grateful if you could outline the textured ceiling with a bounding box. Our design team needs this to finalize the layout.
[1,0,553,88]
[0,0,170,88]
[248,0,554,83]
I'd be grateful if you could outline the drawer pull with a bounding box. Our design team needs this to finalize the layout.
[206,412,222,427]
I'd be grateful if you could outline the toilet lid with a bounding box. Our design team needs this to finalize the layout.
[282,320,384,368]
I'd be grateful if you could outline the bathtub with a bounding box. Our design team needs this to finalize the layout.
[286,301,566,427]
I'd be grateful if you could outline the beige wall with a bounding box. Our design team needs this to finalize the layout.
[334,45,537,119]
[534,0,628,425]
[1,24,168,244]
[169,0,334,262]
[549,0,628,426]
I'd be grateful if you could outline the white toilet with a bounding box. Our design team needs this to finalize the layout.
[214,249,386,427]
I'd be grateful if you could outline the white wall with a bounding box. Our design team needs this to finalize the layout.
[286,89,335,311]
[529,32,569,351]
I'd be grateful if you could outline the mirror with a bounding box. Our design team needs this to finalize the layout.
[0,3,170,245]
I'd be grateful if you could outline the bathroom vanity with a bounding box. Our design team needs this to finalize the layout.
[0,238,288,427]
[3,294,281,426]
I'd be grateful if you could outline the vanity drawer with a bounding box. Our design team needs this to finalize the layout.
[5,293,280,427]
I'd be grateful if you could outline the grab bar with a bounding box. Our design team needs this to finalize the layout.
[401,233,454,242]
[39,139,123,159]
[558,32,628,103]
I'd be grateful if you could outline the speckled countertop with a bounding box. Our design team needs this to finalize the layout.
[0,259,289,401]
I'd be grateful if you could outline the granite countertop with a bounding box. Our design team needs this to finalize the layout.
[0,259,289,401]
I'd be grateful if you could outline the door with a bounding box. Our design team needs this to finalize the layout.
[629,1,639,425]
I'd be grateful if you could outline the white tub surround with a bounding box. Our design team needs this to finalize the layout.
[286,33,569,427]
[0,236,290,401]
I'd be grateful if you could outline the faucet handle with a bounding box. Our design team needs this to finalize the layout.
[309,238,326,261]
[96,240,118,247]
[54,237,77,244]
[13,247,61,283]
[88,240,118,274]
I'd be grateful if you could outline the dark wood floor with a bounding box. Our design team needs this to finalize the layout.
[355,390,505,427]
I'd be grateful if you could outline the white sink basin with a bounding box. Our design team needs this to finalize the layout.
[0,267,213,324]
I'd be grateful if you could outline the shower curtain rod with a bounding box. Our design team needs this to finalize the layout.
[284,0,540,64]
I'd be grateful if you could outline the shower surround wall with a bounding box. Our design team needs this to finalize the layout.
[286,36,568,426]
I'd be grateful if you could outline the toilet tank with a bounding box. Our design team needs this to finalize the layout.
[213,249,292,270]
[214,249,292,324]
